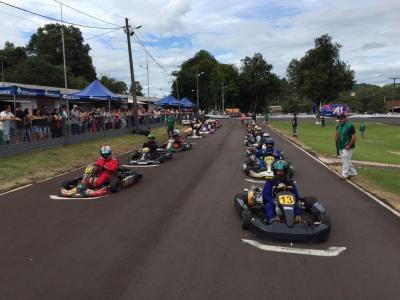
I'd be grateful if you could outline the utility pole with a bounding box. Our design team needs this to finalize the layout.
[59,2,69,111]
[389,77,399,101]
[1,60,4,86]
[146,54,150,109]
[175,78,180,112]
[125,18,139,133]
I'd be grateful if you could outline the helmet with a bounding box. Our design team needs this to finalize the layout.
[266,138,274,148]
[172,129,180,136]
[263,133,270,138]
[273,160,288,180]
[147,133,155,140]
[100,145,112,160]
[275,150,284,160]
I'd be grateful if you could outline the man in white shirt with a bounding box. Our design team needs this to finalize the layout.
[0,105,16,144]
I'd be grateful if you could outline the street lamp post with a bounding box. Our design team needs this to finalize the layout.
[221,85,227,113]
[196,71,205,112]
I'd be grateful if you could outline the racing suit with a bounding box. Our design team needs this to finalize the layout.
[255,148,281,170]
[142,141,159,159]
[94,157,119,188]
[262,178,301,220]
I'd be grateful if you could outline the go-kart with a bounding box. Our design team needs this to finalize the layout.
[199,123,214,135]
[61,165,142,198]
[129,147,172,165]
[243,155,276,180]
[185,124,205,139]
[244,133,262,147]
[234,184,331,242]
[164,137,192,152]
[206,119,222,129]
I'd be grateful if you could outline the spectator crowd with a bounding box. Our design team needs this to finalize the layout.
[0,104,193,145]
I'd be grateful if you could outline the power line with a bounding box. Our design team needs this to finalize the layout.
[85,28,121,41]
[0,1,121,30]
[53,0,121,28]
[82,0,125,20]
[133,33,168,74]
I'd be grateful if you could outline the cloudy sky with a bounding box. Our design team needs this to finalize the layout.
[1,0,399,96]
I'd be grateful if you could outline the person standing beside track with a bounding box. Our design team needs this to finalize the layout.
[166,113,175,138]
[335,114,357,180]
[291,113,298,137]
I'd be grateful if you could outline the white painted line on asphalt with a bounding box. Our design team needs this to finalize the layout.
[121,164,160,168]
[49,195,109,200]
[37,177,53,183]
[270,128,400,219]
[242,239,347,257]
[0,184,33,196]
[244,178,266,184]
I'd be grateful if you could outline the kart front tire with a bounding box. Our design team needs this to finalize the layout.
[241,209,252,230]
[110,178,122,193]
[317,214,331,242]
[62,180,71,189]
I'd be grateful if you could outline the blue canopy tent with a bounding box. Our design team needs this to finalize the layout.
[65,80,127,110]
[0,85,61,109]
[180,97,195,108]
[155,95,180,107]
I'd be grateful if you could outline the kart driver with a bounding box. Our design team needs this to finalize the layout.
[255,138,283,168]
[142,133,159,158]
[262,160,301,224]
[94,145,119,188]
[172,129,184,144]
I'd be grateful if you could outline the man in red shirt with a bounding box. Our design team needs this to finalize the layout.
[94,145,119,188]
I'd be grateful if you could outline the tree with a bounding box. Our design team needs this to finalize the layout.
[0,42,27,82]
[100,75,128,94]
[171,50,219,110]
[286,34,355,106]
[129,81,144,96]
[11,56,64,86]
[27,24,96,82]
[238,53,281,113]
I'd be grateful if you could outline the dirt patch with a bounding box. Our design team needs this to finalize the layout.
[388,151,400,156]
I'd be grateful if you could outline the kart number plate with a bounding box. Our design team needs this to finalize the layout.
[278,195,295,205]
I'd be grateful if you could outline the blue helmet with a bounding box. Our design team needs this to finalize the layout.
[266,138,274,148]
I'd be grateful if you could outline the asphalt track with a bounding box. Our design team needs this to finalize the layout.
[0,120,399,300]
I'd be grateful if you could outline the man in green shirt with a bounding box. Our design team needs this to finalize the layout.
[359,121,366,138]
[166,114,175,137]
[264,112,269,127]
[335,114,357,179]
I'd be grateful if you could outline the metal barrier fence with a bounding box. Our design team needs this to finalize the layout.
[0,113,193,158]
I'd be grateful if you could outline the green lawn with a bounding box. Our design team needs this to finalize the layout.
[0,125,177,192]
[270,119,400,165]
[357,167,400,195]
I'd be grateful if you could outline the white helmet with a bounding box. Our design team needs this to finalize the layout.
[173,129,180,136]
[263,133,270,138]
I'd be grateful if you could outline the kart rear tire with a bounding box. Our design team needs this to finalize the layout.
[110,178,121,193]
[302,196,318,211]
[241,209,252,230]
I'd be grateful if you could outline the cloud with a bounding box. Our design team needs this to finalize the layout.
[361,42,386,50]
[1,0,400,96]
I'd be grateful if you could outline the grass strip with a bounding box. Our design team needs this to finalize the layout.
[270,119,400,165]
[0,125,184,192]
